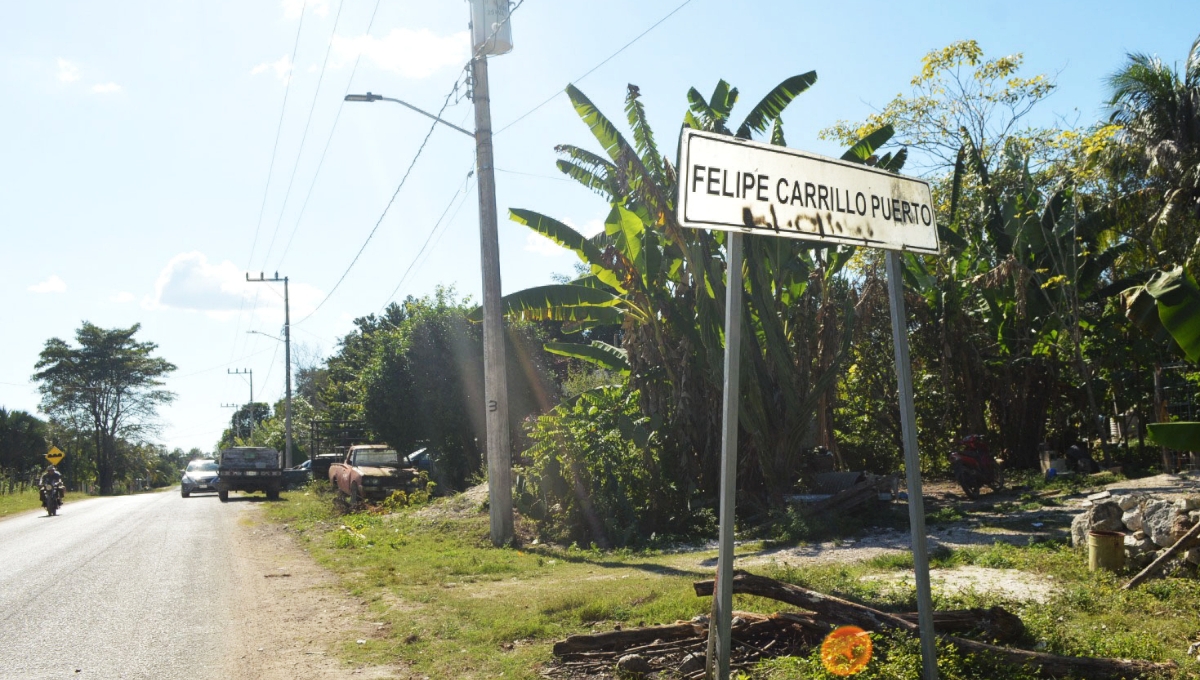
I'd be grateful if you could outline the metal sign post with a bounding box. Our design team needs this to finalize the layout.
[886,250,939,680]
[706,231,743,679]
[678,128,940,680]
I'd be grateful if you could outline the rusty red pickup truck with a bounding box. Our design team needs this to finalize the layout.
[328,444,419,504]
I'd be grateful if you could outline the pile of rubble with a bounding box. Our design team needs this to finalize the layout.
[1071,492,1200,570]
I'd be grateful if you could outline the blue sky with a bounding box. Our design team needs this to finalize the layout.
[2,0,1196,452]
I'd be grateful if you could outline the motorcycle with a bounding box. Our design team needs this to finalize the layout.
[949,435,1004,500]
[41,482,63,516]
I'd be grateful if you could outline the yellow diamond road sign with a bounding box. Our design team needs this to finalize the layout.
[45,446,65,466]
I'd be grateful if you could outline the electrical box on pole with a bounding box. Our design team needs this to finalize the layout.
[469,0,513,56]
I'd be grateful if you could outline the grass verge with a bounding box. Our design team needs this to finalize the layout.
[266,485,1194,679]
[0,489,82,518]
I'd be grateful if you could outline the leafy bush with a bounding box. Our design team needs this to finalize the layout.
[516,386,692,548]
[379,472,437,512]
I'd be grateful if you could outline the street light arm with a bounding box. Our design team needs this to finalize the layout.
[344,92,475,139]
[246,330,283,343]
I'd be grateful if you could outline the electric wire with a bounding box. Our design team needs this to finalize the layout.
[293,0,529,325]
[293,72,468,326]
[274,0,386,270]
[259,0,347,271]
[493,0,695,136]
[174,346,278,380]
[246,0,309,271]
[228,1,308,365]
[378,167,476,312]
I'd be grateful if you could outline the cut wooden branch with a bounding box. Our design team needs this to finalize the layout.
[695,571,1176,679]
[551,621,704,656]
[896,606,1025,643]
[1123,519,1200,590]
[804,474,896,515]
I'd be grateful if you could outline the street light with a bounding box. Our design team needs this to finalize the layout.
[344,92,475,138]
[345,78,513,546]
[247,330,283,343]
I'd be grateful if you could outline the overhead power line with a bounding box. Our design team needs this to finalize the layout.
[260,0,348,271]
[379,167,476,312]
[494,0,695,136]
[274,0,386,271]
[294,0,531,326]
[294,72,469,326]
[229,0,309,367]
[247,0,310,269]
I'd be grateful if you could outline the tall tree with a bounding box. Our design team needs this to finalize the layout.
[1107,34,1200,267]
[33,322,176,495]
[0,408,49,476]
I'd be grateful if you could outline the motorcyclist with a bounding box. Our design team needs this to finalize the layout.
[39,465,64,504]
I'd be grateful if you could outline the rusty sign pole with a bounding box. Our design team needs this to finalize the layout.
[886,250,939,680]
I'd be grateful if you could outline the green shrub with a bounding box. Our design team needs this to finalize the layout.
[516,386,692,547]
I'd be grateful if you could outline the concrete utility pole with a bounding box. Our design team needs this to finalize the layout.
[247,272,294,468]
[467,0,515,547]
[227,368,254,440]
[346,0,515,546]
[471,54,513,547]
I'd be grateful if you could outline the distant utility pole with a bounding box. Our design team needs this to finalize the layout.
[469,0,515,547]
[228,368,253,440]
[220,403,240,440]
[247,272,294,468]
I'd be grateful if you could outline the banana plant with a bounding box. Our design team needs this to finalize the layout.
[488,75,903,507]
[904,132,1135,465]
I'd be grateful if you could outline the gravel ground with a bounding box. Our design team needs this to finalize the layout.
[0,489,404,680]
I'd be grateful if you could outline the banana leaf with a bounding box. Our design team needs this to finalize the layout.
[467,284,630,324]
[1147,422,1200,451]
[544,340,630,373]
[1128,266,1200,362]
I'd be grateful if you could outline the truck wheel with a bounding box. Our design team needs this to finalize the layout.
[181,488,190,498]
[218,489,229,502]
[266,487,280,501]
[350,484,361,508]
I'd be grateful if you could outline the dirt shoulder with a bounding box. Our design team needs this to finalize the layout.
[223,501,409,680]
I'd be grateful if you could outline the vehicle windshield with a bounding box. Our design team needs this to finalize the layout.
[186,460,219,472]
[354,449,400,466]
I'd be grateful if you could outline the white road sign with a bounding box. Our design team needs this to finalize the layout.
[677,129,939,254]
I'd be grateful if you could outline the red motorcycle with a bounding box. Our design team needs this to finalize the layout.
[950,435,1004,499]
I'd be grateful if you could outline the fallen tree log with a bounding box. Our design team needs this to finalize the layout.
[895,606,1025,643]
[1123,519,1200,590]
[695,571,1176,679]
[804,475,896,515]
[552,621,704,656]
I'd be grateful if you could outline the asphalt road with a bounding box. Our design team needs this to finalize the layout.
[0,489,245,680]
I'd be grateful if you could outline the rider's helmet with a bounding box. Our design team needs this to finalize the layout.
[960,435,987,453]
[46,465,57,473]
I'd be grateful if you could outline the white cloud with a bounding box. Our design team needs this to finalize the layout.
[145,252,323,321]
[251,54,293,84]
[91,82,122,94]
[56,59,80,83]
[29,275,67,293]
[282,0,330,19]
[110,291,136,303]
[331,28,469,79]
